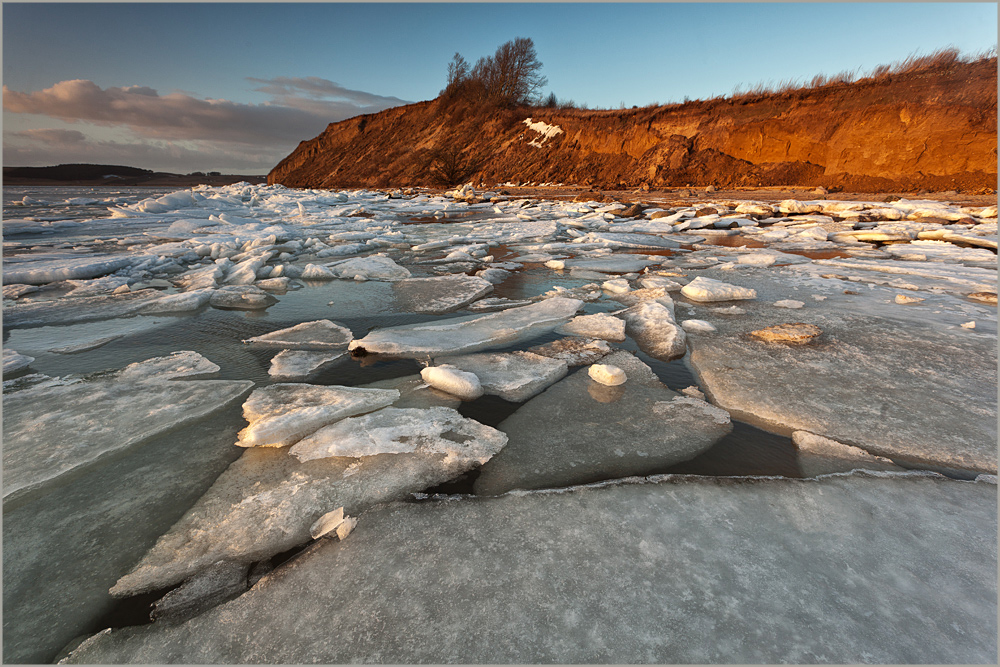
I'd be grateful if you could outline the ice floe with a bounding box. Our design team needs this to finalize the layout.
[2,352,253,499]
[348,297,583,357]
[474,351,731,494]
[432,351,568,402]
[236,384,400,448]
[243,319,353,350]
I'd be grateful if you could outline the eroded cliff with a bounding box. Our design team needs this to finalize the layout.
[269,58,997,193]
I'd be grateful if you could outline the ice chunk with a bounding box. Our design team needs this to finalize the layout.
[289,406,506,461]
[681,276,757,302]
[894,294,925,305]
[140,289,213,314]
[348,297,583,358]
[309,507,347,539]
[173,264,224,291]
[237,384,400,448]
[432,351,568,402]
[638,276,683,291]
[773,299,805,309]
[2,352,253,499]
[528,337,613,366]
[268,350,347,379]
[680,319,716,333]
[109,414,506,596]
[602,278,631,293]
[750,323,822,343]
[2,253,136,286]
[555,313,626,341]
[792,431,904,476]
[588,363,626,386]
[3,349,34,375]
[474,351,730,495]
[65,473,997,665]
[209,285,278,310]
[301,263,337,280]
[243,319,353,350]
[419,366,484,400]
[617,301,687,361]
[332,255,411,281]
[392,274,493,314]
[560,255,660,273]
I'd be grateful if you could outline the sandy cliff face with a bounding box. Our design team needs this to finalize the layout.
[269,59,997,193]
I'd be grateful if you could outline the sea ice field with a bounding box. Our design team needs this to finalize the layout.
[2,183,996,663]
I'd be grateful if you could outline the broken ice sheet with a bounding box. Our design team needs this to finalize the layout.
[289,406,507,461]
[110,412,507,597]
[392,274,494,314]
[2,351,254,500]
[237,384,400,448]
[65,473,996,665]
[243,319,353,350]
[348,296,583,357]
[474,351,731,495]
[432,351,568,402]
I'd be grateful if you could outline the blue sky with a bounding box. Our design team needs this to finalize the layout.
[4,3,996,174]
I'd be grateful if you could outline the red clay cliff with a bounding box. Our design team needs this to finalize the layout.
[269,58,997,194]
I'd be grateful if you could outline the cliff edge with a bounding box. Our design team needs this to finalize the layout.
[269,58,997,193]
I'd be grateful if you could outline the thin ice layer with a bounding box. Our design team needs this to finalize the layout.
[237,384,400,448]
[64,474,997,665]
[268,350,347,379]
[244,319,353,350]
[432,351,569,402]
[474,351,730,495]
[289,406,507,461]
[348,297,583,357]
[2,352,253,499]
[392,274,494,314]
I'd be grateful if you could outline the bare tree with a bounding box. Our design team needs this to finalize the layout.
[442,37,547,106]
[446,52,470,89]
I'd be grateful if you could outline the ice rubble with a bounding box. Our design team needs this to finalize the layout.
[348,297,583,357]
[65,473,997,665]
[588,363,626,386]
[2,352,253,499]
[237,384,400,448]
[474,351,731,495]
[432,351,569,402]
[110,408,507,597]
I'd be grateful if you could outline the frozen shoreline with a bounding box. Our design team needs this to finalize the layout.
[3,182,995,664]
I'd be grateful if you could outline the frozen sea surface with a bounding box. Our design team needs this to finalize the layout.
[3,184,995,663]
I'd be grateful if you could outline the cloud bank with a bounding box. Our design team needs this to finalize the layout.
[3,77,410,172]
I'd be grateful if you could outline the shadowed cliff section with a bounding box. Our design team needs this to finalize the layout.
[269,58,997,193]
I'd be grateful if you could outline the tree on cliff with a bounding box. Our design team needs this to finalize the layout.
[443,37,547,106]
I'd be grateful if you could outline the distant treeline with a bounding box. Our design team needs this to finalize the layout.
[3,164,156,181]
